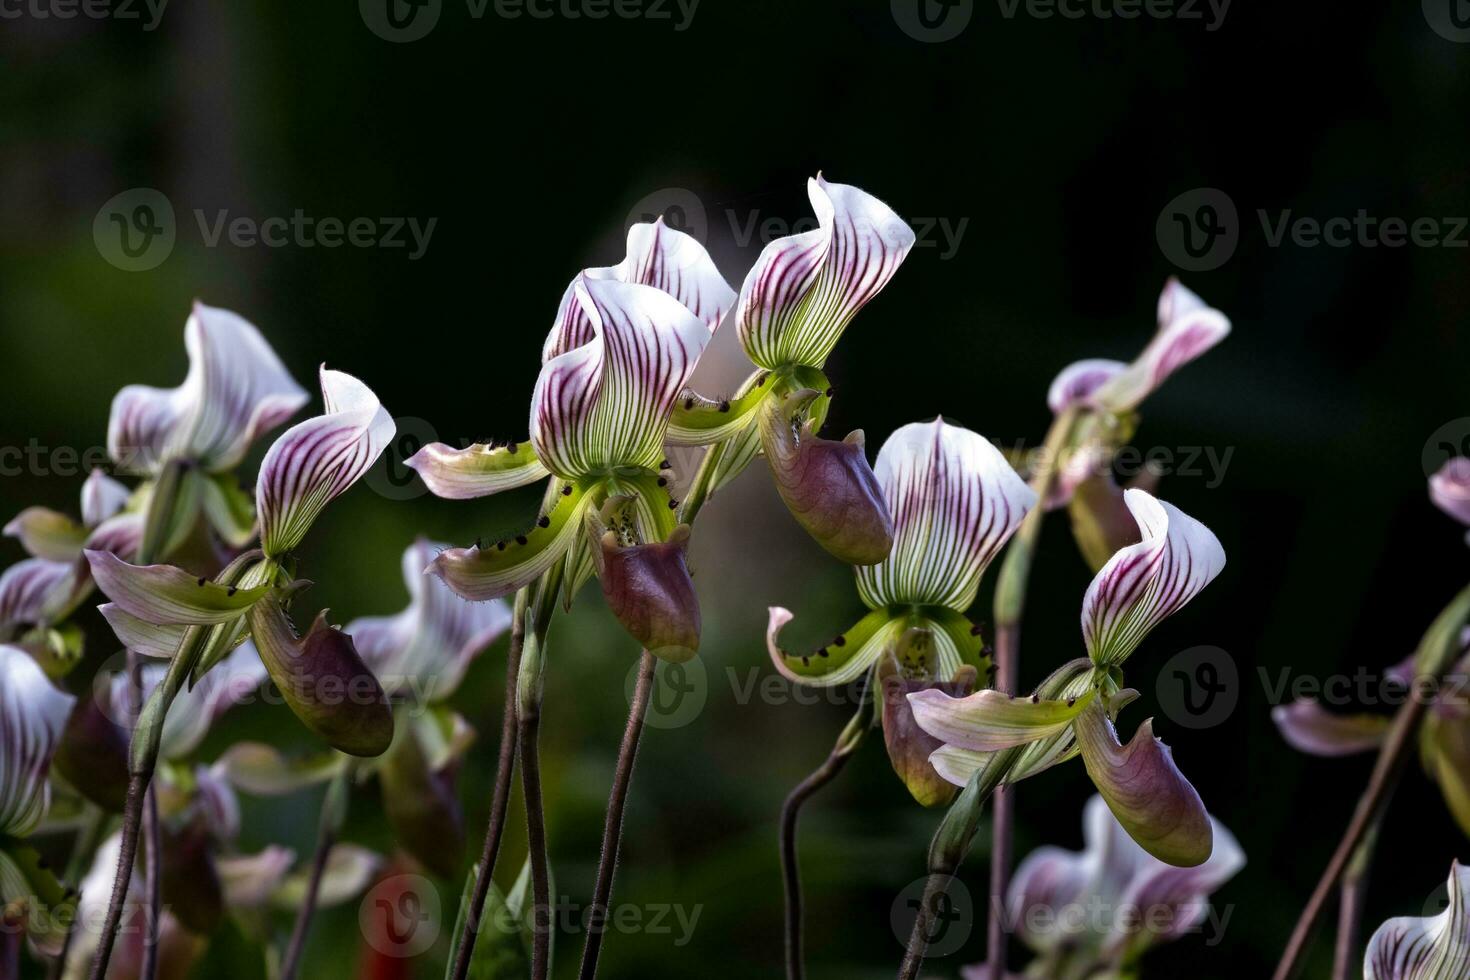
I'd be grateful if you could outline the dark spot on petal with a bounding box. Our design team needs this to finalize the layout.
[684,397,694,410]
[817,648,828,657]
[507,442,518,454]
[824,387,834,397]
[718,400,730,413]
[668,499,678,509]
[834,635,846,647]
[969,624,983,636]
[562,484,573,496]
[197,577,207,587]
[801,657,810,667]
[659,460,671,470]
[516,535,528,546]
[496,541,507,551]
[227,587,237,597]
[1067,698,1076,707]
[1031,694,1040,703]
[657,476,668,487]
[537,516,551,528]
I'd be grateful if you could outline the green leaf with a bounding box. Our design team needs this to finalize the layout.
[202,471,259,548]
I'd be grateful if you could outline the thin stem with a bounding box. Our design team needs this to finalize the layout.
[521,705,551,979]
[280,767,351,980]
[448,591,529,980]
[780,744,856,980]
[49,806,105,980]
[87,773,149,980]
[577,650,656,980]
[1332,820,1379,980]
[140,786,160,980]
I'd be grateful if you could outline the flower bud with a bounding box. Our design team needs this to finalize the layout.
[248,592,394,757]
[757,389,893,566]
[594,523,701,663]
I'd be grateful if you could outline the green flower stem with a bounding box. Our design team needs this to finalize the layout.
[573,439,732,980]
[280,764,353,980]
[986,407,1079,979]
[780,690,873,980]
[88,460,204,980]
[1332,817,1380,980]
[518,565,565,980]
[900,748,1022,980]
[448,589,529,980]
[1273,581,1470,980]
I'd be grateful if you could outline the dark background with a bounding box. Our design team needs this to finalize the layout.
[4,0,1470,976]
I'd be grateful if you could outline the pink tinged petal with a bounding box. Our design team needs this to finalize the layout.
[858,418,1037,611]
[0,644,77,835]
[543,220,735,361]
[1431,458,1470,527]
[256,367,395,557]
[908,686,1095,753]
[405,441,549,500]
[1046,359,1128,414]
[0,559,78,629]
[736,175,916,370]
[595,525,701,663]
[1074,700,1213,867]
[347,539,512,700]
[82,512,144,562]
[1365,862,1470,980]
[1272,699,1391,757]
[98,604,189,659]
[531,277,709,478]
[85,550,267,625]
[1006,843,1096,954]
[1081,490,1226,668]
[107,303,309,474]
[273,844,382,910]
[3,508,86,562]
[216,846,297,911]
[1092,279,1231,413]
[212,742,344,797]
[80,469,131,528]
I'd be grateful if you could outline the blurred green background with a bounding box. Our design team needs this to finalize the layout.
[4,1,1470,976]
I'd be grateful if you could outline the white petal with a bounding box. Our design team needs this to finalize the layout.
[1081,490,1226,668]
[107,303,308,473]
[256,367,395,556]
[80,469,131,528]
[217,846,296,910]
[857,418,1037,610]
[98,604,189,659]
[530,277,708,478]
[406,441,549,500]
[1431,458,1470,527]
[0,644,77,834]
[1091,279,1231,412]
[543,219,735,360]
[1365,862,1470,979]
[1046,359,1128,414]
[348,539,512,701]
[736,176,916,370]
[0,559,78,630]
[1007,843,1095,954]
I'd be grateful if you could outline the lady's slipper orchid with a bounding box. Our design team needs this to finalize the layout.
[1041,280,1230,571]
[980,794,1244,979]
[86,368,396,757]
[1364,862,1470,979]
[766,418,1037,804]
[665,176,913,564]
[410,247,722,660]
[909,489,1226,865]
[1431,457,1470,540]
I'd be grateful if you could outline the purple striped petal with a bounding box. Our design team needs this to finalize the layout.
[1075,699,1213,867]
[0,559,78,630]
[107,303,308,474]
[85,550,267,625]
[544,218,735,360]
[256,367,394,557]
[1081,490,1225,668]
[1431,458,1470,527]
[857,418,1037,611]
[530,277,708,479]
[80,469,131,528]
[1272,699,1390,757]
[347,538,512,701]
[1047,359,1128,414]
[1365,863,1470,979]
[406,441,549,500]
[1091,279,1231,412]
[0,644,77,834]
[736,176,916,370]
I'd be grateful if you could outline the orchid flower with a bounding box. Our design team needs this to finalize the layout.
[765,418,1037,805]
[0,644,79,954]
[1364,862,1470,979]
[664,175,913,564]
[1431,457,1470,544]
[972,794,1243,980]
[409,227,729,660]
[1,470,141,664]
[909,489,1226,866]
[210,539,512,877]
[1043,279,1231,571]
[87,367,396,758]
